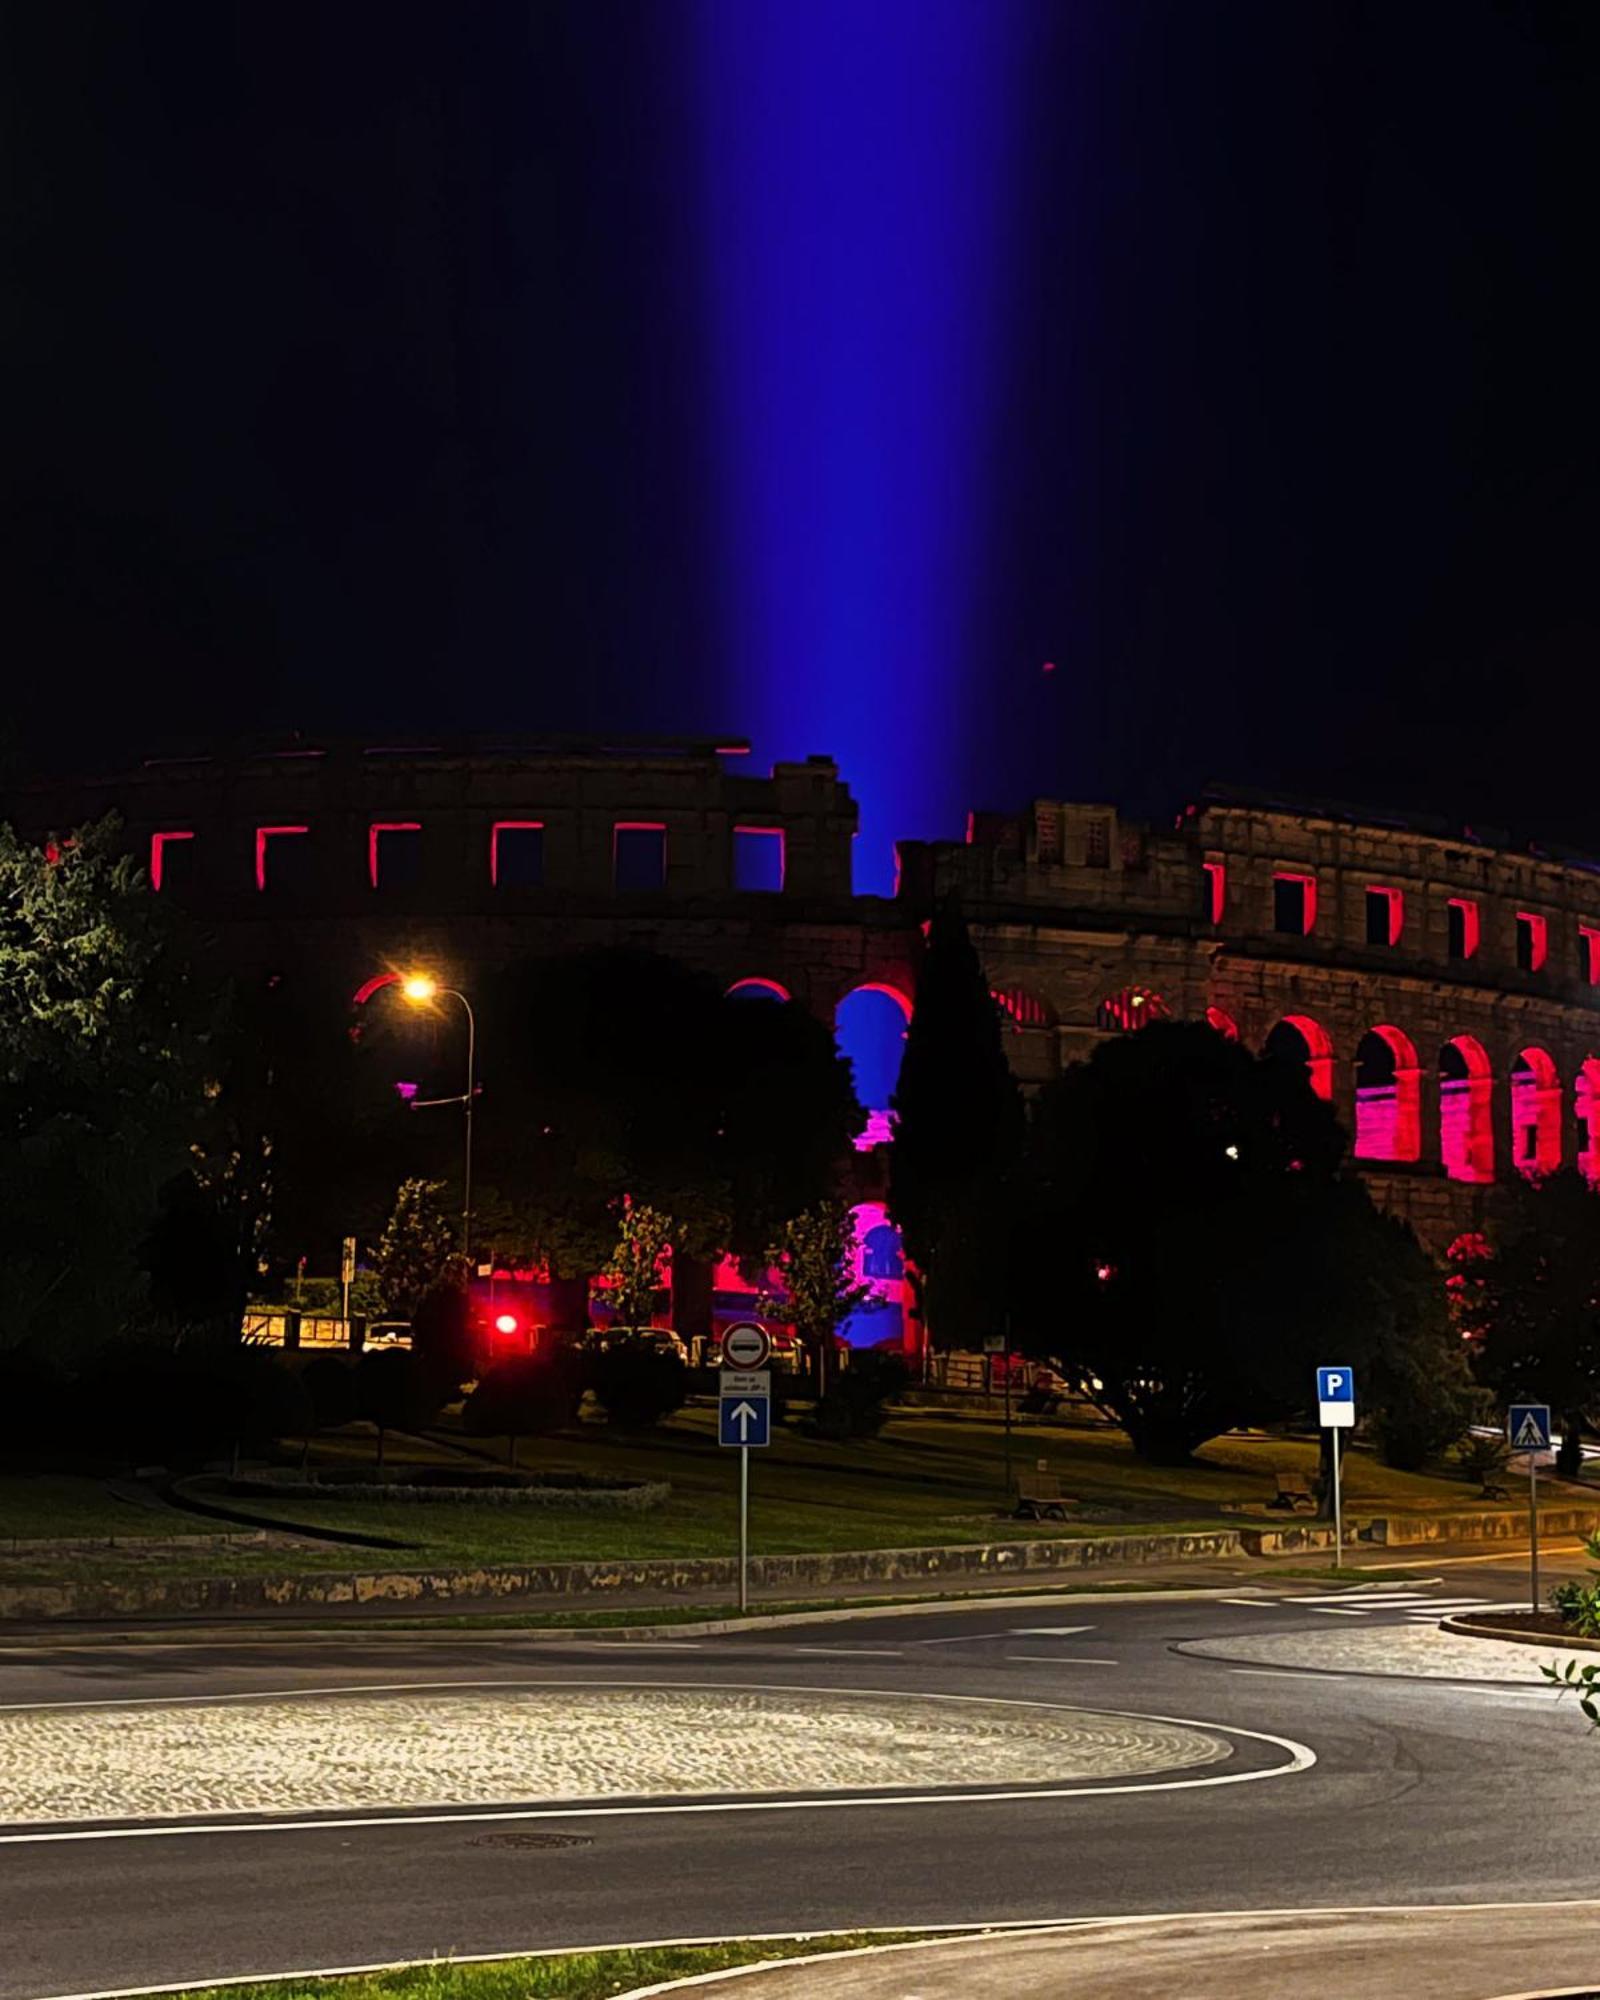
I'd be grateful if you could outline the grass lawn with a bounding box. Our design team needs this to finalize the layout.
[194,1408,1491,1566]
[0,1475,216,1545]
[0,1408,1512,1586]
[155,1933,938,2000]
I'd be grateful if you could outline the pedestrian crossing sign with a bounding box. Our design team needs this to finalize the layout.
[1508,1404,1552,1452]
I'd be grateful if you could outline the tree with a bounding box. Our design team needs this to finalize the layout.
[601,1201,673,1327]
[588,1340,689,1430]
[352,1349,435,1470]
[891,902,1023,1348]
[464,1351,582,1466]
[1014,1019,1436,1463]
[374,1179,460,1319]
[469,949,862,1318]
[0,814,215,1357]
[409,1276,478,1403]
[765,1201,877,1398]
[1469,1170,1600,1478]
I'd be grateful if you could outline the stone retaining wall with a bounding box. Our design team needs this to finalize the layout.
[0,1528,1245,1623]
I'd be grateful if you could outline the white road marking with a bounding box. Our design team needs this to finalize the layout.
[785,1647,904,1657]
[1304,1607,1369,1616]
[1005,1655,1118,1666]
[1007,1625,1096,1637]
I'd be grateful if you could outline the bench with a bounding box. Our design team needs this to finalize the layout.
[1015,1472,1080,1521]
[1266,1469,1318,1514]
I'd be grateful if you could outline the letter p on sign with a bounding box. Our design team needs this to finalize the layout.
[1317,1365,1356,1428]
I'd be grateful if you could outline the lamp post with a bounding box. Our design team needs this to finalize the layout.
[402,976,476,1257]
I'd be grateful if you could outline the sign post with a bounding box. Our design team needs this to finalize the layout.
[1508,1403,1552,1612]
[1316,1366,1356,1570]
[340,1236,357,1327]
[719,1325,773,1613]
[985,1332,1012,1501]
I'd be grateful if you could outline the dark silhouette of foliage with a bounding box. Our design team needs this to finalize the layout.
[352,1349,436,1470]
[810,1350,910,1441]
[891,902,1023,1348]
[464,1350,583,1465]
[588,1339,689,1430]
[1015,1020,1456,1463]
[1468,1168,1600,1477]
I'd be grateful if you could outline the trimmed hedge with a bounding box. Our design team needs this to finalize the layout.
[222,1471,671,1512]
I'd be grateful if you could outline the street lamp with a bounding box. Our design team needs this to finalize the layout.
[401,975,476,1256]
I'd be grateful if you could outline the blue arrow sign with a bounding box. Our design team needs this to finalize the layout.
[1316,1366,1355,1405]
[719,1394,770,1448]
[1508,1403,1552,1452]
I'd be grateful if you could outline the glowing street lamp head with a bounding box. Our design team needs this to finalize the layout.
[402,975,438,1003]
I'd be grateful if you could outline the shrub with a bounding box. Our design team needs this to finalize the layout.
[464,1351,582,1466]
[300,1355,356,1433]
[1551,1531,1600,1636]
[1455,1433,1510,1493]
[589,1342,689,1430]
[352,1349,437,1469]
[809,1349,909,1441]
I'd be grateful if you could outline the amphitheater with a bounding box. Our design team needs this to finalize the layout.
[12,734,1600,1267]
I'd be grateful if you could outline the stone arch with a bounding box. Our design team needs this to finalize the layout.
[1354,1024,1422,1162]
[835,983,913,1148]
[1511,1045,1562,1176]
[1577,1058,1600,1185]
[1265,1014,1335,1102]
[726,976,791,1003]
[1095,986,1171,1032]
[841,1201,909,1350]
[991,985,1052,1033]
[1440,1034,1494,1183]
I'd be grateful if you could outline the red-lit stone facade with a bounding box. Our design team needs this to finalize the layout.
[12,741,1600,1257]
[901,796,1600,1250]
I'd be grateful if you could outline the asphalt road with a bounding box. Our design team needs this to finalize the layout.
[2,1542,1596,2000]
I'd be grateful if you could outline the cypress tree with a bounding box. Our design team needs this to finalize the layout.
[890,901,1023,1350]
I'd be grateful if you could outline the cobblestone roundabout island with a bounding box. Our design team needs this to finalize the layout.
[1,1685,1233,1823]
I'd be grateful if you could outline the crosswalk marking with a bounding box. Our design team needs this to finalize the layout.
[1271,1589,1507,1620]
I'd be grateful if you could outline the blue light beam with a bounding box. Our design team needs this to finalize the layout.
[694,0,1030,891]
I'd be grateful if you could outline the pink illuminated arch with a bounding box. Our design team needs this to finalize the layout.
[352,972,401,1006]
[1440,1034,1494,1183]
[726,976,792,1003]
[1265,1014,1335,1101]
[1511,1045,1561,1177]
[1354,1024,1422,1161]
[1577,1058,1600,1184]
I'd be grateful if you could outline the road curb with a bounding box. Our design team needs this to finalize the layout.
[0,1584,1276,1652]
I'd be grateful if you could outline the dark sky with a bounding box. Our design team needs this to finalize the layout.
[3,2,1595,855]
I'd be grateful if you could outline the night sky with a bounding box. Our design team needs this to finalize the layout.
[3,2,1595,886]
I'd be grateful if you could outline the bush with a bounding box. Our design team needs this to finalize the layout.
[300,1355,356,1433]
[809,1349,909,1441]
[1455,1433,1509,1493]
[1552,1531,1600,1636]
[352,1349,437,1468]
[464,1351,582,1465]
[588,1341,689,1430]
[75,1344,310,1470]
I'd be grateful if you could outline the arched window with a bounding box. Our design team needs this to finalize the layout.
[1510,1046,1561,1176]
[1265,1015,1334,1102]
[1204,1005,1239,1041]
[726,977,791,1003]
[1354,1025,1422,1161]
[1578,1059,1600,1185]
[991,986,1050,1031]
[836,984,913,1149]
[1439,1035,1494,1183]
[1095,987,1170,1032]
[841,1202,905,1348]
[862,1225,904,1280]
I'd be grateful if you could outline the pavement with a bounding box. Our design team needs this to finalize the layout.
[666,1905,1600,1998]
[1,1538,1596,2000]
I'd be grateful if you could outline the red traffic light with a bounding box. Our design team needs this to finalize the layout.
[494,1312,520,1335]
